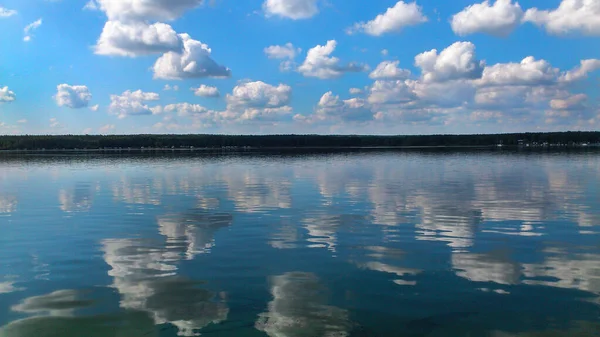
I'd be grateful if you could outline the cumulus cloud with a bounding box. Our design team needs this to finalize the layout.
[415,41,485,82]
[54,84,92,109]
[87,0,205,22]
[0,86,16,102]
[550,94,587,111]
[368,79,416,105]
[291,40,600,130]
[24,18,42,42]
[479,56,559,86]
[298,40,368,79]
[95,21,182,57]
[225,81,293,121]
[265,43,301,72]
[313,91,374,122]
[451,0,524,37]
[153,34,231,80]
[559,59,600,83]
[349,88,364,95]
[109,90,160,118]
[369,60,411,80]
[524,0,600,36]
[264,43,300,59]
[83,0,98,10]
[0,7,17,17]
[89,104,99,111]
[163,84,179,91]
[164,103,211,116]
[99,124,116,133]
[49,118,62,129]
[347,1,427,36]
[263,0,319,20]
[227,81,291,109]
[191,84,220,97]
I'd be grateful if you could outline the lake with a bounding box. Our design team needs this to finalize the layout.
[1,150,600,336]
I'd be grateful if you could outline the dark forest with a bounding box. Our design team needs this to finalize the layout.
[0,132,599,150]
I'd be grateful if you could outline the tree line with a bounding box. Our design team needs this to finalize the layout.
[0,132,598,150]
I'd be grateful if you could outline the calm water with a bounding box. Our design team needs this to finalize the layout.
[1,150,600,337]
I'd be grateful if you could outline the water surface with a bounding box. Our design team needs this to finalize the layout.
[1,150,600,336]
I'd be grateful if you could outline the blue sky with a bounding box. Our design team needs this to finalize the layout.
[0,0,598,135]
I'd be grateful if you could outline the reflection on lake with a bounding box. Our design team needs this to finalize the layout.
[1,150,600,336]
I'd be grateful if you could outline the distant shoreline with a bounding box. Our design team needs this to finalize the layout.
[1,145,599,154]
[0,132,599,151]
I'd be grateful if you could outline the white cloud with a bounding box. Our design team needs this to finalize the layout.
[89,0,205,22]
[369,60,411,80]
[16,119,27,124]
[163,84,179,91]
[0,7,17,17]
[368,80,416,105]
[109,90,160,118]
[89,104,99,111]
[265,43,301,72]
[381,49,389,56]
[191,84,220,97]
[298,40,368,79]
[480,56,559,86]
[559,59,600,83]
[347,1,427,36]
[524,0,600,36]
[164,103,209,116]
[24,18,42,42]
[225,81,293,121]
[415,41,485,83]
[54,84,92,109]
[153,34,231,80]
[227,81,291,109]
[264,43,300,59]
[83,0,98,10]
[263,0,319,20]
[95,21,182,57]
[550,94,587,111]
[349,88,364,95]
[451,0,524,37]
[99,124,116,133]
[49,118,62,128]
[313,91,374,122]
[0,86,16,102]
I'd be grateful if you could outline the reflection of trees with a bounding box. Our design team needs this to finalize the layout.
[0,196,17,213]
[255,272,352,337]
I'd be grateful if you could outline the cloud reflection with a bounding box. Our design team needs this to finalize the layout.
[0,196,17,213]
[156,210,233,259]
[59,183,96,213]
[102,209,232,336]
[255,272,352,337]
